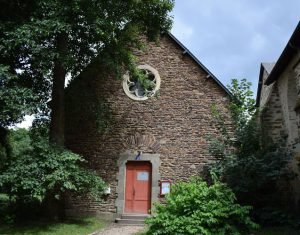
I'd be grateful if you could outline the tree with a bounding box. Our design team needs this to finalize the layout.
[0,0,174,145]
[0,65,39,169]
[0,68,36,128]
[208,79,293,224]
[0,127,106,221]
[0,1,174,218]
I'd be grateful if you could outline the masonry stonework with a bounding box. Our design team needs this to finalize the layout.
[258,53,300,212]
[64,35,230,217]
[260,83,284,144]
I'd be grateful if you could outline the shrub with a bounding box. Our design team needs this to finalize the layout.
[0,193,15,224]
[0,128,106,220]
[0,129,106,202]
[146,178,258,235]
[207,79,293,222]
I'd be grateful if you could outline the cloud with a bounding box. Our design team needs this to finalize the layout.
[171,17,194,42]
[250,33,267,52]
[171,0,300,94]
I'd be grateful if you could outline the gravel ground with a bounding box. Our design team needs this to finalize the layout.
[91,223,146,235]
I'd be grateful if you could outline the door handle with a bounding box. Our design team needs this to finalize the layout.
[133,187,135,197]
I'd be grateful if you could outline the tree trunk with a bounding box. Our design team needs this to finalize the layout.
[0,126,10,170]
[47,33,67,220]
[42,189,66,221]
[49,33,67,146]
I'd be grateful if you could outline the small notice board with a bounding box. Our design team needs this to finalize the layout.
[160,180,171,196]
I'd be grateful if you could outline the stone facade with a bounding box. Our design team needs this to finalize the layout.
[64,34,231,218]
[258,63,275,108]
[258,54,300,148]
[256,22,300,212]
[260,82,284,144]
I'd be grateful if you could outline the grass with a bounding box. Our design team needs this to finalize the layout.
[0,217,106,235]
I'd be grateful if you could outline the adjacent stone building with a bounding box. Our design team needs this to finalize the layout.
[256,22,300,211]
[64,33,231,219]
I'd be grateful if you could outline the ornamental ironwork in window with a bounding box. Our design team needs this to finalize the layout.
[122,65,161,101]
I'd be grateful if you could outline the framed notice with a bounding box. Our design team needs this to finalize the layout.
[160,180,171,196]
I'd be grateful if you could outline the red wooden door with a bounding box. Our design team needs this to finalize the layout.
[125,161,152,214]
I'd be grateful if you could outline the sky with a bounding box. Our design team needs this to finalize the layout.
[171,0,300,94]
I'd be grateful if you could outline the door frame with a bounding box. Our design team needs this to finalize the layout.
[116,151,161,215]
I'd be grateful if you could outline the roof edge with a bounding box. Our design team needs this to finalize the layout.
[255,63,264,107]
[256,63,275,107]
[265,21,300,85]
[167,32,232,97]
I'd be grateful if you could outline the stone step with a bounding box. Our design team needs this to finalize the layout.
[115,214,150,225]
[121,214,150,220]
[115,218,145,225]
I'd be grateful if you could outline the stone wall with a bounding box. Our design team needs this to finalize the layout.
[260,68,274,108]
[277,69,299,147]
[64,35,230,215]
[260,56,300,147]
[260,83,284,144]
[259,55,300,212]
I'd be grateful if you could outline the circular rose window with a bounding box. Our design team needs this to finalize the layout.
[122,65,161,101]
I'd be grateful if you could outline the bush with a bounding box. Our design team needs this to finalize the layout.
[207,79,293,223]
[0,193,15,224]
[146,178,258,235]
[0,128,106,220]
[0,129,106,202]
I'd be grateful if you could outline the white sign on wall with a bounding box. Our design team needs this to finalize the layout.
[161,181,171,195]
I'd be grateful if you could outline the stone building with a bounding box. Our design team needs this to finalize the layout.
[64,33,231,220]
[256,22,300,211]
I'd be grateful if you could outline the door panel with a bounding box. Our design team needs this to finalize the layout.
[125,161,152,214]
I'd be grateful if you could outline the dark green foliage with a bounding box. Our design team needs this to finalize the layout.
[0,127,10,171]
[0,0,174,104]
[0,193,15,224]
[0,128,106,216]
[256,226,300,235]
[0,66,38,128]
[130,65,156,90]
[0,0,174,146]
[146,178,258,235]
[208,79,293,224]
[254,207,293,227]
[0,0,174,221]
[0,0,174,76]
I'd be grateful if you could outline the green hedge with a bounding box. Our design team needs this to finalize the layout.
[146,178,258,235]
